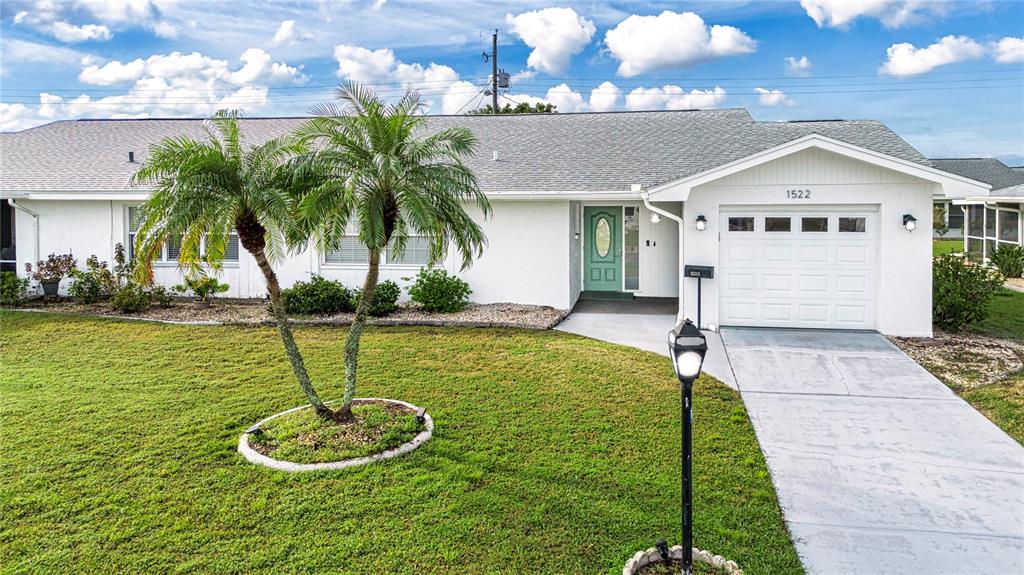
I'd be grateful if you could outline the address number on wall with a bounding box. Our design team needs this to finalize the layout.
[786,189,811,199]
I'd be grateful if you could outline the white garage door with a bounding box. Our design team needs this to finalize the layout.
[719,207,878,330]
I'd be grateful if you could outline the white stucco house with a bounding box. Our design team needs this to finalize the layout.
[0,109,991,336]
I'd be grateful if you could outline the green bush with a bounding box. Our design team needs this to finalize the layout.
[407,268,471,312]
[989,244,1024,278]
[0,271,28,306]
[368,280,400,317]
[150,286,175,308]
[110,283,152,313]
[933,254,1006,331]
[282,275,354,315]
[174,276,229,302]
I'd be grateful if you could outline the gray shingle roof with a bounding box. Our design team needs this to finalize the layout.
[929,158,1024,193]
[0,109,931,194]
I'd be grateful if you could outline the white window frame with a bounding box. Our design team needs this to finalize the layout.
[126,206,239,266]
[964,203,1022,260]
[321,222,435,269]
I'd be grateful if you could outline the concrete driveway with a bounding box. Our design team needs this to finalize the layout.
[722,328,1024,574]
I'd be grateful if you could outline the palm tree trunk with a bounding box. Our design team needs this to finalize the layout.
[249,246,336,421]
[337,249,380,421]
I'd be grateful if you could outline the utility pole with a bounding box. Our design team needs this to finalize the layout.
[491,29,498,113]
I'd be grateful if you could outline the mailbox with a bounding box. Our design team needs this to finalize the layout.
[683,265,714,279]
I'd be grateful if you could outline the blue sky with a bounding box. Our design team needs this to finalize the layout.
[1,1,1022,163]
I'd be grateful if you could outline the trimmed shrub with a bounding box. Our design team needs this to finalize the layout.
[282,275,354,315]
[110,283,151,313]
[0,271,28,306]
[989,244,1024,278]
[368,280,400,317]
[150,286,175,308]
[174,276,229,302]
[933,254,1005,331]
[407,268,471,312]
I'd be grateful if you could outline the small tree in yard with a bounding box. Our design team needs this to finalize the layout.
[293,83,491,422]
[933,204,949,239]
[130,111,338,421]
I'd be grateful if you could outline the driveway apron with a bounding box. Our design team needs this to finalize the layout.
[721,328,1024,574]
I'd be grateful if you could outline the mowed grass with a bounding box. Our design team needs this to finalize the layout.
[933,239,963,256]
[0,312,802,575]
[974,288,1024,343]
[965,288,1024,444]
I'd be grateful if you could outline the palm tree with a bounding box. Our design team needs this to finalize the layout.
[131,111,338,421]
[294,83,491,422]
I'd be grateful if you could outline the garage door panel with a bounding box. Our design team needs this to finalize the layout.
[719,208,877,330]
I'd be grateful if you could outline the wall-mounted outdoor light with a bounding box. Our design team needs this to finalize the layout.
[695,215,707,232]
[650,212,662,224]
[903,214,917,232]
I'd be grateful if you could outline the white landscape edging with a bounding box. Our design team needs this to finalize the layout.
[623,545,743,575]
[238,398,434,472]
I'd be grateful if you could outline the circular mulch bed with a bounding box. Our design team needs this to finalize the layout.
[238,398,433,472]
[623,545,743,575]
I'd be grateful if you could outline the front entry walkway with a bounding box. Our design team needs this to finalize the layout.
[722,328,1024,574]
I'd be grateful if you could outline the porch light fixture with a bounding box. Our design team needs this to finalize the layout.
[903,214,918,232]
[666,319,708,575]
[695,215,707,232]
[650,212,662,224]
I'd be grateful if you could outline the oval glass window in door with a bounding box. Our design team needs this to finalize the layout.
[595,217,611,257]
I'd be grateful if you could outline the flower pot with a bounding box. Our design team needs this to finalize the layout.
[193,300,211,310]
[41,281,60,297]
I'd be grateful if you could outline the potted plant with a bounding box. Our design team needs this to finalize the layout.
[25,253,76,297]
[174,275,229,309]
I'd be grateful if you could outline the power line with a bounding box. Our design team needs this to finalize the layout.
[4,82,1021,106]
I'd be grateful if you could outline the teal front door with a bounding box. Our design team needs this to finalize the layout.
[583,206,622,292]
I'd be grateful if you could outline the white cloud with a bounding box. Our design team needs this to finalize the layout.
[334,44,461,112]
[0,103,34,132]
[271,20,296,46]
[784,56,812,76]
[0,37,89,66]
[78,49,306,87]
[153,21,178,39]
[991,37,1024,64]
[755,87,795,107]
[604,11,756,77]
[625,85,727,110]
[880,35,984,76]
[38,93,64,118]
[79,58,146,85]
[82,0,154,23]
[545,83,585,113]
[441,80,482,114]
[589,81,622,112]
[51,21,113,42]
[800,0,947,29]
[505,7,596,75]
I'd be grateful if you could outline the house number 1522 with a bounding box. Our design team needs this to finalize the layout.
[786,189,811,199]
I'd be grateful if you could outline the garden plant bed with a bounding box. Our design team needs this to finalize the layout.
[0,311,802,574]
[624,544,743,575]
[891,331,1024,390]
[13,298,566,329]
[241,398,432,471]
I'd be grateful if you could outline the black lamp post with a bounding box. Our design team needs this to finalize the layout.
[667,319,708,575]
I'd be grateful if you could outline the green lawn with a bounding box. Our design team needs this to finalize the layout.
[933,239,963,256]
[974,288,1024,343]
[0,312,802,575]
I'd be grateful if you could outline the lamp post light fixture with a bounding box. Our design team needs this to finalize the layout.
[695,215,707,232]
[667,319,708,575]
[903,214,917,232]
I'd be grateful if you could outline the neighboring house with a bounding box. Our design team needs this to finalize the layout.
[930,158,1024,260]
[0,110,990,336]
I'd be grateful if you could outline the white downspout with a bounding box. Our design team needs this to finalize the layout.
[7,198,39,271]
[641,191,687,322]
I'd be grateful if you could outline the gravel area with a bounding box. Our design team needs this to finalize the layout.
[12,298,567,330]
[891,331,1024,390]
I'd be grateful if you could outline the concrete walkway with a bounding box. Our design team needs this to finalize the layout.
[555,312,737,389]
[722,328,1024,575]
